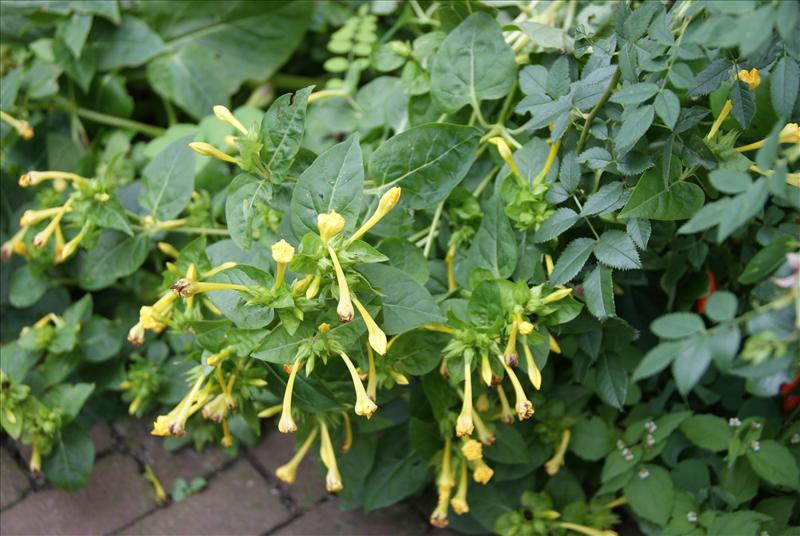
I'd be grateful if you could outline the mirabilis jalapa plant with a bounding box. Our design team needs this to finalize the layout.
[2,0,800,534]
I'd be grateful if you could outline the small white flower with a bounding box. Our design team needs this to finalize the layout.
[729,417,741,428]
[752,421,762,430]
[644,420,657,433]
[790,433,800,445]
[751,441,761,452]
[638,467,650,479]
[616,439,626,450]
[687,511,698,523]
[645,434,655,448]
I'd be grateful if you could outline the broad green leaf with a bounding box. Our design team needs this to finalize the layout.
[678,198,730,234]
[363,429,430,511]
[596,353,627,409]
[357,264,445,335]
[485,425,531,464]
[550,238,595,286]
[593,230,641,270]
[729,80,755,128]
[387,331,447,375]
[207,266,274,329]
[467,281,505,328]
[580,182,625,217]
[624,465,674,526]
[378,238,430,285]
[688,58,731,97]
[609,82,659,105]
[260,85,313,182]
[746,440,799,488]
[655,89,680,130]
[680,414,731,452]
[89,194,133,235]
[289,135,364,239]
[79,232,150,290]
[771,56,799,117]
[461,195,518,283]
[80,317,122,362]
[10,265,48,308]
[738,235,797,284]
[672,335,712,395]
[60,13,92,58]
[716,178,769,242]
[614,105,654,154]
[570,416,616,461]
[651,312,704,339]
[633,341,681,380]
[533,208,579,243]
[626,218,651,249]
[571,66,617,110]
[368,123,480,209]
[577,147,613,170]
[709,512,771,536]
[584,265,615,320]
[430,12,516,113]
[42,424,95,490]
[42,383,94,422]
[225,173,271,251]
[709,169,751,194]
[91,16,165,70]
[619,168,704,220]
[705,291,738,322]
[139,135,195,221]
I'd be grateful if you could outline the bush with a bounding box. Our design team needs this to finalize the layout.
[1,1,798,534]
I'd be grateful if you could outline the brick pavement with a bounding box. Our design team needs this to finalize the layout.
[0,421,451,536]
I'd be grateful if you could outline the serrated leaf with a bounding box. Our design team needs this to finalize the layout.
[688,58,731,97]
[597,353,627,409]
[533,208,579,243]
[626,218,651,249]
[550,238,595,286]
[584,265,615,320]
[593,230,641,270]
[619,168,704,221]
[577,147,613,170]
[729,80,755,128]
[654,89,680,130]
[610,82,659,105]
[614,105,654,154]
[580,182,625,217]
[771,56,799,118]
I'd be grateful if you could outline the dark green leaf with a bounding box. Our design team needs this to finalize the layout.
[140,135,195,221]
[42,424,95,490]
[593,230,641,270]
[583,265,615,320]
[550,238,595,286]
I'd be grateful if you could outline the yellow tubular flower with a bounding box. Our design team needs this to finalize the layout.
[32,200,73,249]
[542,287,573,304]
[461,439,483,461]
[19,206,63,227]
[221,419,234,448]
[143,466,168,506]
[201,391,235,422]
[346,187,402,244]
[533,139,561,184]
[545,429,572,476]
[188,142,237,164]
[706,99,733,141]
[157,242,181,259]
[438,438,455,490]
[736,122,800,152]
[430,482,452,528]
[545,254,554,276]
[557,522,617,536]
[206,347,234,367]
[170,278,249,297]
[127,321,145,346]
[549,335,562,354]
[1,227,28,261]
[366,346,377,402]
[480,352,493,386]
[203,262,238,279]
[257,404,282,418]
[319,421,343,492]
[737,68,761,90]
[327,246,354,322]
[389,370,409,385]
[340,412,353,453]
[523,338,542,390]
[340,352,378,418]
[450,459,470,515]
[456,358,474,437]
[518,320,534,336]
[496,383,515,424]
[472,410,496,446]
[504,321,519,366]
[18,171,86,188]
[353,297,387,355]
[292,273,313,296]
[489,137,521,178]
[29,442,42,474]
[271,239,295,288]
[306,273,321,299]
[498,355,534,420]
[0,110,34,139]
[472,458,494,484]
[213,105,248,135]
[278,359,303,433]
[54,224,65,259]
[317,211,345,243]
[423,323,455,334]
[151,374,206,437]
[276,427,319,484]
[603,497,627,510]
[445,243,458,292]
[56,223,91,264]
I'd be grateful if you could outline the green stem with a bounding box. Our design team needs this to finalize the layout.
[423,202,444,258]
[52,96,166,137]
[575,67,620,154]
[572,195,600,240]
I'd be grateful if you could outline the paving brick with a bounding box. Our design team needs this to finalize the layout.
[113,418,230,486]
[120,459,290,535]
[91,422,116,454]
[0,454,153,535]
[249,429,326,511]
[274,499,431,536]
[1,448,30,510]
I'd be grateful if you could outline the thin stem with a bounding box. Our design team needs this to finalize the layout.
[51,96,166,137]
[572,195,600,240]
[423,202,444,258]
[575,67,620,154]
[472,165,501,197]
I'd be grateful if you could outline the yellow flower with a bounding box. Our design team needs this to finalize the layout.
[340,352,377,418]
[488,137,521,178]
[523,339,542,390]
[496,383,515,424]
[257,404,282,419]
[542,287,573,304]
[473,411,496,446]
[29,442,41,474]
[319,421,343,493]
[461,439,483,461]
[306,273,321,299]
[353,297,387,355]
[170,278,249,297]
[0,110,34,140]
[18,170,86,188]
[19,206,64,227]
[346,187,402,244]
[151,375,207,437]
[201,392,236,422]
[127,321,145,346]
[480,352,493,386]
[450,460,470,515]
[557,522,618,536]
[779,123,800,143]
[317,211,345,243]
[472,458,494,484]
[327,246,354,322]
[275,427,319,484]
[1,227,27,261]
[213,105,248,135]
[736,68,761,90]
[498,355,534,420]
[544,429,571,476]
[278,359,302,433]
[55,223,91,264]
[518,320,534,335]
[157,242,181,259]
[503,321,519,366]
[456,359,474,437]
[272,239,295,287]
[429,485,451,528]
[549,334,562,354]
[32,200,73,249]
[188,142,237,164]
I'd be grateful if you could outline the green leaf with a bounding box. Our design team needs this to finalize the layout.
[42,424,95,490]
[584,265,616,320]
[289,135,363,239]
[729,80,755,128]
[10,265,48,308]
[619,168,704,220]
[91,16,165,70]
[387,331,447,375]
[609,82,659,105]
[593,230,641,270]
[79,232,150,290]
[550,238,595,286]
[42,383,94,423]
[570,416,616,461]
[633,340,682,380]
[80,317,122,362]
[771,56,799,118]
[485,425,531,464]
[746,440,799,488]
[651,312,704,339]
[225,173,272,251]
[709,512,771,536]
[680,414,732,452]
[688,58,731,97]
[577,147,613,170]
[60,13,93,58]
[709,169,752,194]
[626,218,651,249]
[672,335,712,395]
[378,238,430,285]
[207,266,274,329]
[597,353,627,409]
[368,123,480,209]
[623,465,674,526]
[580,182,625,217]
[430,12,516,113]
[705,291,738,322]
[363,429,430,511]
[89,194,133,235]
[738,235,797,284]
[654,89,680,130]
[139,135,195,221]
[260,85,313,182]
[357,264,445,335]
[533,208,579,243]
[614,105,654,154]
[462,195,518,283]
[716,178,769,242]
